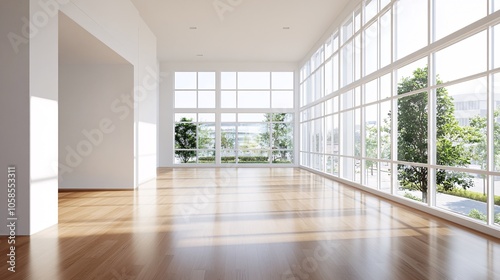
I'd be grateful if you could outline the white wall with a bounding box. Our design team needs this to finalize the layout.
[0,0,158,235]
[158,62,298,167]
[59,64,134,189]
[0,0,31,235]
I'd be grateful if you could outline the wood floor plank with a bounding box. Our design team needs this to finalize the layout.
[1,168,499,279]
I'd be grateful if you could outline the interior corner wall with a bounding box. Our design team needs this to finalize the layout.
[0,0,31,235]
[58,0,159,187]
[0,0,158,235]
[59,64,134,189]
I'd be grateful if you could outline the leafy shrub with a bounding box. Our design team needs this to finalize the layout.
[468,209,500,224]
[403,192,423,202]
[440,188,500,206]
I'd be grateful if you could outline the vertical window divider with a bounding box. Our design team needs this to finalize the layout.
[216,71,222,165]
[427,0,437,207]
[487,20,495,225]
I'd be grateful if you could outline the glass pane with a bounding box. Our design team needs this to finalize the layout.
[341,17,353,44]
[365,161,379,189]
[364,0,377,24]
[397,58,428,95]
[396,0,427,59]
[380,162,391,193]
[221,72,236,89]
[175,72,196,89]
[341,156,355,180]
[272,150,293,163]
[221,125,236,150]
[238,91,270,108]
[175,91,196,108]
[380,10,391,68]
[437,78,487,170]
[198,72,215,89]
[333,53,339,91]
[270,122,293,150]
[354,35,361,81]
[325,36,333,58]
[272,72,294,89]
[198,150,215,163]
[365,78,378,104]
[221,113,236,122]
[174,150,196,164]
[365,104,378,159]
[238,150,269,163]
[364,21,378,75]
[238,123,269,149]
[380,73,391,100]
[494,73,500,172]
[325,59,333,94]
[238,72,270,89]
[198,123,215,149]
[380,101,391,160]
[272,91,294,108]
[436,169,486,225]
[492,73,500,226]
[341,41,354,87]
[198,91,215,108]
[238,113,266,122]
[332,156,339,176]
[198,113,215,122]
[397,164,427,203]
[332,33,339,53]
[355,109,361,157]
[333,114,339,155]
[435,0,487,41]
[354,8,362,32]
[340,90,353,111]
[380,0,391,9]
[397,92,428,164]
[495,24,500,69]
[273,113,293,123]
[221,91,236,108]
[435,31,487,83]
[341,111,355,156]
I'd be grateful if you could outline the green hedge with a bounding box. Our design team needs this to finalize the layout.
[440,188,500,206]
[197,156,269,163]
[468,209,500,224]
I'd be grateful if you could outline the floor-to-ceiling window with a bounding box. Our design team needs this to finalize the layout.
[300,0,500,230]
[174,71,295,165]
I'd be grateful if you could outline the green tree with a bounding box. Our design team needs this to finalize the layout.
[396,67,473,202]
[174,118,197,163]
[261,113,293,162]
[365,125,378,175]
[469,109,500,170]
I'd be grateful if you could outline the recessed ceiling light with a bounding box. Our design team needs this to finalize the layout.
[283,27,290,30]
[189,26,197,30]
[196,54,203,57]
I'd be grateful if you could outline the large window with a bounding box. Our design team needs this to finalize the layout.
[174,71,294,165]
[300,0,500,230]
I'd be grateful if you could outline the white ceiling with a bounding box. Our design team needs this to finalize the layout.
[130,0,350,63]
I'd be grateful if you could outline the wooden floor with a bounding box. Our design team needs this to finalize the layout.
[1,168,500,279]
